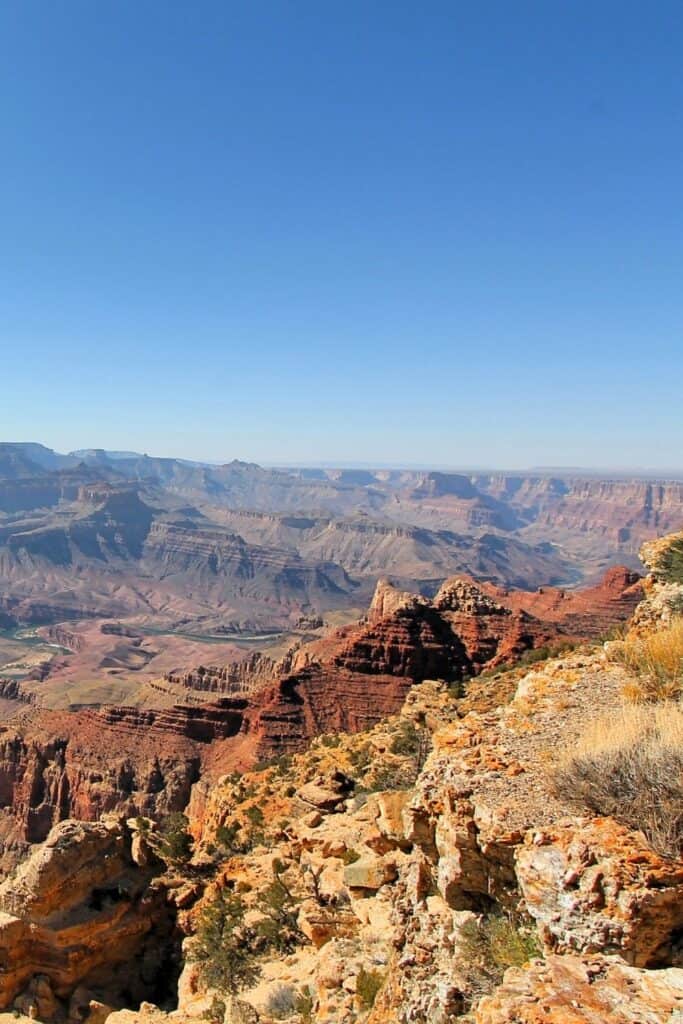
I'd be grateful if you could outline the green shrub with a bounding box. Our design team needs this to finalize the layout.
[658,537,683,584]
[215,821,243,853]
[159,812,194,866]
[459,911,540,1005]
[366,763,416,792]
[244,804,265,826]
[189,889,260,995]
[254,872,305,953]
[348,742,372,770]
[294,989,314,1022]
[390,720,422,755]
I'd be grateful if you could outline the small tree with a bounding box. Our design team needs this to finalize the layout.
[190,889,261,995]
[215,821,244,854]
[159,812,194,866]
[253,861,306,953]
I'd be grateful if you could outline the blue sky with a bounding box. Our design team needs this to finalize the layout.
[1,1,681,470]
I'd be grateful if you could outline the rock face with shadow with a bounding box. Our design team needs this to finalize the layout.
[0,817,179,1016]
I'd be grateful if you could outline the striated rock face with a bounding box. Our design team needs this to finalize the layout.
[480,565,643,636]
[473,474,683,553]
[475,953,683,1024]
[0,817,176,1013]
[164,651,281,696]
[0,713,203,859]
[0,679,35,704]
[170,567,641,750]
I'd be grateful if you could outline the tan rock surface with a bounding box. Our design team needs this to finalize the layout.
[475,954,683,1024]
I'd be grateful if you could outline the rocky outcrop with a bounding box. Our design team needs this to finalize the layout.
[165,652,281,696]
[0,679,35,704]
[475,954,683,1024]
[478,565,644,636]
[517,819,683,967]
[0,714,204,858]
[0,817,177,1014]
[631,530,683,631]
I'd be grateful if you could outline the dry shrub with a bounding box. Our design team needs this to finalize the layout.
[608,617,683,702]
[458,911,540,1006]
[553,703,683,857]
[355,967,384,1010]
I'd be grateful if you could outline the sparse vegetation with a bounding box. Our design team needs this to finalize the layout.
[158,812,194,866]
[363,763,416,792]
[458,911,540,1005]
[608,618,683,701]
[294,989,314,1022]
[190,863,307,1000]
[472,641,577,682]
[390,718,421,755]
[190,888,261,995]
[244,803,265,827]
[355,966,384,1009]
[253,864,306,953]
[656,536,683,584]
[553,702,683,857]
[265,983,298,1018]
[215,820,243,854]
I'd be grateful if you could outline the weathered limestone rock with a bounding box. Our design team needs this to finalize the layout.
[516,818,683,967]
[297,771,354,811]
[475,954,683,1024]
[344,854,397,891]
[0,818,172,1011]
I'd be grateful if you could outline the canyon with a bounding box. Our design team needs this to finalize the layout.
[0,560,641,868]
[0,443,682,1023]
[0,531,678,1023]
[1,444,682,651]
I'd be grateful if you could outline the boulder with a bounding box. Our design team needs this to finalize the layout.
[516,818,683,966]
[344,855,397,891]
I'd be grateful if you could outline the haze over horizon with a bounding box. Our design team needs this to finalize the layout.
[4,439,683,479]
[2,1,682,468]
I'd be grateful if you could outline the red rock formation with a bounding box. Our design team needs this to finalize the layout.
[0,566,643,862]
[478,565,643,636]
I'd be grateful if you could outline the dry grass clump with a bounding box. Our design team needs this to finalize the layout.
[608,617,683,702]
[553,703,683,857]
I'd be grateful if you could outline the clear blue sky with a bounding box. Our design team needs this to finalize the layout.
[1,1,681,470]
